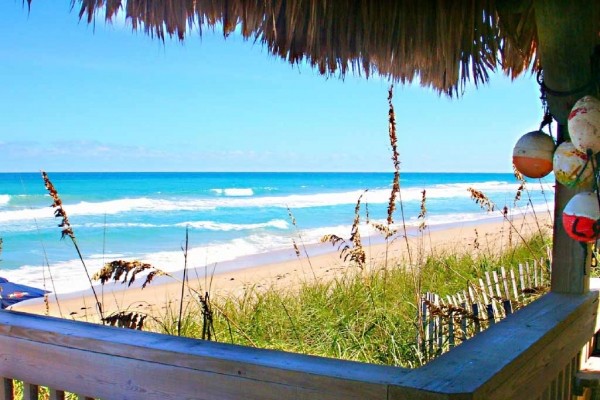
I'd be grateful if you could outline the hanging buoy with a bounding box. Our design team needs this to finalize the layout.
[512,131,555,178]
[562,192,600,243]
[568,95,600,154]
[553,141,594,189]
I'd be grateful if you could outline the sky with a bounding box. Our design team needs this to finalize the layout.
[0,2,544,173]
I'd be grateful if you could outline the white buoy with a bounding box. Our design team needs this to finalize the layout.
[553,141,594,189]
[562,192,600,243]
[568,95,600,154]
[512,131,555,178]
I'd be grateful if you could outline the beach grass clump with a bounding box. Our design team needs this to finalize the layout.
[153,232,549,368]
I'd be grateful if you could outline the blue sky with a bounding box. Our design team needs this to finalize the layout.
[1,2,543,172]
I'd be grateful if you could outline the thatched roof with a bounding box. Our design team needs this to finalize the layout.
[36,1,599,95]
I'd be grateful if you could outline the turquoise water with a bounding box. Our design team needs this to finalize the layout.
[0,172,553,293]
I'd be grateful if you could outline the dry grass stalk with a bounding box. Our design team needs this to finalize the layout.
[513,166,525,205]
[387,85,413,266]
[93,260,168,289]
[178,226,190,336]
[103,311,147,330]
[387,85,400,226]
[468,186,537,255]
[287,207,316,279]
[321,192,367,269]
[42,171,74,239]
[41,170,104,320]
[371,222,397,240]
[512,164,548,237]
[468,187,496,212]
[198,291,215,341]
[44,293,49,316]
[348,192,367,268]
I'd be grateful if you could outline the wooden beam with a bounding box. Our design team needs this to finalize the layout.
[534,0,599,294]
[0,311,401,400]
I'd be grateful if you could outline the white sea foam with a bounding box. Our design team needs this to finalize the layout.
[2,235,294,294]
[211,188,254,196]
[176,219,289,231]
[0,180,553,224]
[0,197,216,223]
[83,222,161,229]
[0,194,9,206]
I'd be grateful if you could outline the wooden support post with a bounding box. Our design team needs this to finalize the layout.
[534,0,599,294]
[23,384,38,400]
[50,389,66,400]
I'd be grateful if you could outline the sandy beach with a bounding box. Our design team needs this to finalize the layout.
[11,213,551,321]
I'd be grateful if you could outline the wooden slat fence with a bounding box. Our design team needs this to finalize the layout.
[419,255,552,361]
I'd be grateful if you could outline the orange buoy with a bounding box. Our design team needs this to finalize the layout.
[512,131,555,178]
[553,141,594,189]
[562,192,600,243]
[568,95,600,154]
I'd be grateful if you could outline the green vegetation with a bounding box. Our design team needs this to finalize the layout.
[149,233,550,368]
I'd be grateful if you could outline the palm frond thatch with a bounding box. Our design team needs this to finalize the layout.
[48,0,597,95]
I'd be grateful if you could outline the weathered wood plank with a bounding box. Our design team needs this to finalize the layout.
[492,271,502,300]
[549,377,557,400]
[428,293,435,357]
[525,262,532,289]
[448,310,455,349]
[435,295,443,352]
[500,267,510,299]
[1,335,389,400]
[500,268,513,315]
[468,286,481,334]
[510,269,519,301]
[0,310,401,400]
[556,369,564,400]
[419,294,428,355]
[540,258,547,287]
[519,264,526,294]
[485,273,500,320]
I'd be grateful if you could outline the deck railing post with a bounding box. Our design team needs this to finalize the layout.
[23,384,38,400]
[1,378,13,400]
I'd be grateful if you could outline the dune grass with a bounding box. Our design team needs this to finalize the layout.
[149,232,550,368]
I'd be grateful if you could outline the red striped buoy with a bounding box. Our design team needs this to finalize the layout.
[512,131,555,178]
[568,95,600,154]
[562,192,600,243]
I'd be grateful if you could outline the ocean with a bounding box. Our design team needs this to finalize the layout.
[0,172,554,294]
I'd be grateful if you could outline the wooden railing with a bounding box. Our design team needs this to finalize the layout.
[1,284,599,399]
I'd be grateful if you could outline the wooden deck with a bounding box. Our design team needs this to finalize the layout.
[1,280,599,399]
